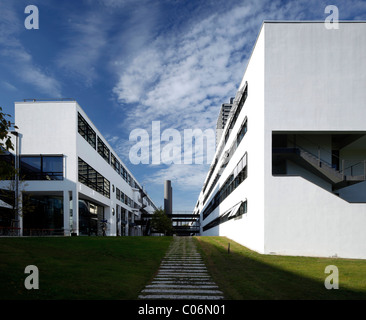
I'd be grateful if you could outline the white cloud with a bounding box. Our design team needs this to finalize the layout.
[112,3,258,134]
[2,81,17,91]
[55,12,109,87]
[0,2,62,97]
[143,163,210,190]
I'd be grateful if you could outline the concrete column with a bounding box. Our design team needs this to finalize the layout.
[104,206,111,236]
[72,188,79,235]
[63,190,70,236]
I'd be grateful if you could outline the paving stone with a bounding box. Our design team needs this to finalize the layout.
[138,236,224,300]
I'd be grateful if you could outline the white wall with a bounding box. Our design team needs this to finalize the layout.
[10,101,156,236]
[264,22,366,259]
[265,176,366,259]
[200,24,266,254]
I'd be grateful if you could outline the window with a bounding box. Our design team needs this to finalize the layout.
[237,117,247,146]
[121,166,128,182]
[116,188,121,201]
[78,158,110,198]
[111,154,120,173]
[97,137,110,163]
[202,200,247,232]
[224,82,248,144]
[78,113,96,149]
[202,153,247,220]
[20,155,63,180]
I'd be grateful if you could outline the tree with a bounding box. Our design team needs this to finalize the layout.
[0,107,16,153]
[151,207,174,236]
[0,107,19,234]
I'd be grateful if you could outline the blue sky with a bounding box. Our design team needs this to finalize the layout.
[1,0,366,211]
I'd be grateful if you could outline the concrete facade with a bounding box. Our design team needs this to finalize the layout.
[194,22,366,259]
[0,100,157,236]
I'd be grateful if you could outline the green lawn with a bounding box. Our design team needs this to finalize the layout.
[0,236,172,300]
[194,236,366,299]
[2,236,366,300]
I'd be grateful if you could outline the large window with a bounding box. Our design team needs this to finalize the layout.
[23,195,64,236]
[97,137,110,163]
[121,166,128,182]
[202,153,247,221]
[202,200,247,232]
[78,113,96,149]
[20,155,63,180]
[78,158,110,198]
[78,199,105,236]
[225,83,248,144]
[111,154,120,173]
[237,117,248,147]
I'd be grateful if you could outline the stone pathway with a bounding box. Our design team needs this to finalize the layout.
[138,236,224,300]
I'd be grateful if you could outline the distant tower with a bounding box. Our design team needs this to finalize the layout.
[164,180,173,215]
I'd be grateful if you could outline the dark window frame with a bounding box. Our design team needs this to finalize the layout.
[202,153,248,221]
[78,157,110,198]
[78,112,96,149]
[97,137,110,163]
[20,155,64,181]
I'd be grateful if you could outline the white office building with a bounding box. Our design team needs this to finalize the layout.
[0,99,157,236]
[194,22,366,259]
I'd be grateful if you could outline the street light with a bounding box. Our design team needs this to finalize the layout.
[10,131,20,235]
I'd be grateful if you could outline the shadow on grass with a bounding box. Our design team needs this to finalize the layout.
[194,236,366,300]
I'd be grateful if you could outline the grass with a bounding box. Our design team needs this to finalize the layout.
[0,236,172,300]
[2,236,366,300]
[194,236,366,300]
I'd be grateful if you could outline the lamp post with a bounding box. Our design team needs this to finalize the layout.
[10,131,20,236]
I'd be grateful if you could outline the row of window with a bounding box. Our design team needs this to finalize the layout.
[78,112,144,188]
[78,113,96,148]
[202,200,247,232]
[202,153,248,221]
[202,83,248,199]
[78,112,156,209]
[224,83,248,144]
[116,187,135,208]
[78,158,110,198]
[203,116,248,205]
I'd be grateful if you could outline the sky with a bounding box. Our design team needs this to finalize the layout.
[0,0,365,212]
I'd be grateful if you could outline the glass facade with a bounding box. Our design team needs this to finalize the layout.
[23,195,64,236]
[202,153,248,221]
[78,112,96,148]
[97,137,110,163]
[20,155,63,180]
[202,200,247,232]
[78,199,105,236]
[78,157,110,198]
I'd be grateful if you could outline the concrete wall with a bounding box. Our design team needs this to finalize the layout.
[200,22,366,259]
[8,100,156,236]
[201,25,266,254]
[264,22,366,259]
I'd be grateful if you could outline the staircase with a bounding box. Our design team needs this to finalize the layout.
[273,147,366,190]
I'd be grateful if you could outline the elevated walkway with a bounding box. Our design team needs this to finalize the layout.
[140,212,200,236]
